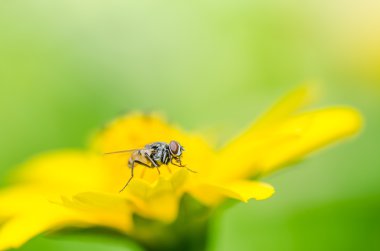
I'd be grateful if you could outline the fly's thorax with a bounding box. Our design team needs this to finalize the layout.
[151,145,171,165]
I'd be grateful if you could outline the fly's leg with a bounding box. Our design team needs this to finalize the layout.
[166,165,172,174]
[120,160,153,192]
[162,152,172,174]
[171,158,181,167]
[120,160,135,193]
[155,166,160,175]
[140,166,146,178]
[144,153,158,167]
[171,159,197,173]
[144,153,160,175]
[133,160,152,177]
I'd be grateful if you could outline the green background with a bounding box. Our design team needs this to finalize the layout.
[1,1,379,250]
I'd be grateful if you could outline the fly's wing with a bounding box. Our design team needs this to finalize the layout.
[103,148,156,165]
[103,149,142,155]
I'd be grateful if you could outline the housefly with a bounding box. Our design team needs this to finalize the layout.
[104,140,196,192]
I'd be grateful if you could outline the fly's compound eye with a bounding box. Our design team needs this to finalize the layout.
[169,140,182,156]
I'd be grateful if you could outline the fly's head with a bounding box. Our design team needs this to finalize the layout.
[169,140,184,161]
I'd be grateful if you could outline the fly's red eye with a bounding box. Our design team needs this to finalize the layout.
[169,141,179,155]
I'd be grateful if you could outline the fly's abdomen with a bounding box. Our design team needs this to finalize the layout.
[128,151,152,168]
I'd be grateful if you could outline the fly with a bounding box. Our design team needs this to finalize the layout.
[104,140,196,192]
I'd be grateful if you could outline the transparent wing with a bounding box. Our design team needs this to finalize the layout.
[103,149,142,155]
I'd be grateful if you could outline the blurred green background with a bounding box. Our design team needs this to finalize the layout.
[1,0,379,250]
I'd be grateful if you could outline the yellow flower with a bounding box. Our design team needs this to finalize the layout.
[0,87,362,250]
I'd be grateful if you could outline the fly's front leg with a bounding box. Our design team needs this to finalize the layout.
[171,158,185,167]
[171,158,197,173]
[178,158,185,167]
[144,153,160,174]
[166,164,172,174]
[162,151,172,173]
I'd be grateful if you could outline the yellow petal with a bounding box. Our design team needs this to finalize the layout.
[0,186,47,217]
[0,209,67,250]
[252,85,317,132]
[0,191,78,250]
[256,107,362,173]
[11,151,114,194]
[123,169,189,222]
[0,150,134,250]
[93,113,209,155]
[217,107,362,180]
[58,192,133,232]
[0,187,133,250]
[189,180,274,205]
